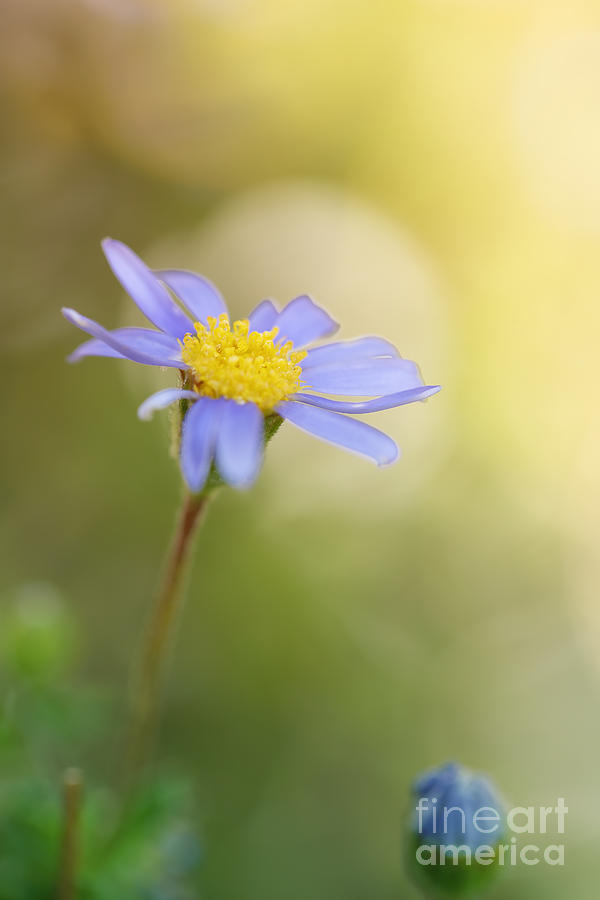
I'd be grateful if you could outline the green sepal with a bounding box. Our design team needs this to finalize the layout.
[406,834,506,896]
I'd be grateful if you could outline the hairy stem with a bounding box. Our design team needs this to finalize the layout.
[125,490,208,782]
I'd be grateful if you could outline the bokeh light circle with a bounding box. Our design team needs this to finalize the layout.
[514,29,600,232]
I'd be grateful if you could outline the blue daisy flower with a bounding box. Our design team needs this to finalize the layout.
[63,239,440,492]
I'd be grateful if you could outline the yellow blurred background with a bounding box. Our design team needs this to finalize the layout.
[2,0,599,896]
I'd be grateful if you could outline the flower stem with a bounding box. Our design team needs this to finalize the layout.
[125,489,208,782]
[57,768,83,900]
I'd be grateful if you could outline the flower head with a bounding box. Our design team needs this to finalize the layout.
[180,314,306,411]
[63,239,440,492]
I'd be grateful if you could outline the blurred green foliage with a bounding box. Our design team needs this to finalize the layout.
[0,585,201,899]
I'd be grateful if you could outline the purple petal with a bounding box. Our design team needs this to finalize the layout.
[274,295,339,348]
[215,401,264,488]
[180,398,224,492]
[67,338,126,362]
[302,336,399,369]
[248,299,279,333]
[138,388,199,421]
[290,385,441,413]
[102,239,192,339]
[62,310,186,368]
[303,358,424,396]
[156,269,227,325]
[276,400,398,466]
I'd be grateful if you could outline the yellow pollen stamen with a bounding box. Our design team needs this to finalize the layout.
[180,314,307,412]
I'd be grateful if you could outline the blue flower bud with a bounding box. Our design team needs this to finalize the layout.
[408,762,507,895]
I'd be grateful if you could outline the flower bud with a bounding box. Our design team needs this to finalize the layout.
[408,762,506,895]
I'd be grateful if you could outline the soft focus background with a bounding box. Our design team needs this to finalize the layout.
[1,0,600,896]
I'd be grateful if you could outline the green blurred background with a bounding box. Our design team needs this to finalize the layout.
[2,0,600,896]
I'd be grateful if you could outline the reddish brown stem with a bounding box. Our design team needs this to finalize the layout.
[57,768,83,900]
[125,490,208,782]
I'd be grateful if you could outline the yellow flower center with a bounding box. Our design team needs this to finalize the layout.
[180,314,307,412]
